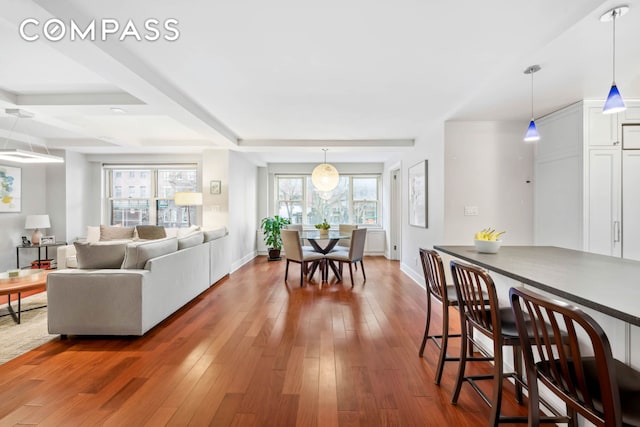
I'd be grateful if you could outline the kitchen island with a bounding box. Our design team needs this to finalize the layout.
[434,245,640,326]
[434,245,640,365]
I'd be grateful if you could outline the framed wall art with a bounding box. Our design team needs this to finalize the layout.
[210,180,221,195]
[408,160,427,228]
[0,165,21,213]
[40,236,56,245]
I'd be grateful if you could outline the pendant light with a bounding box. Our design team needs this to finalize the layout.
[523,65,541,142]
[0,109,64,163]
[311,149,339,192]
[601,5,629,114]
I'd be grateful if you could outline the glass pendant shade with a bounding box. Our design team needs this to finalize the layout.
[523,65,541,142]
[524,120,540,142]
[601,6,628,114]
[311,163,339,192]
[603,83,626,114]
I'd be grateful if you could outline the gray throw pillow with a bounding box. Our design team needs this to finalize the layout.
[100,225,134,241]
[121,237,178,269]
[135,225,167,240]
[74,241,128,269]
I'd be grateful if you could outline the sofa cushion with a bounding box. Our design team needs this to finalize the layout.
[136,225,167,240]
[177,231,204,250]
[203,227,228,242]
[121,237,178,269]
[100,225,134,241]
[74,241,128,269]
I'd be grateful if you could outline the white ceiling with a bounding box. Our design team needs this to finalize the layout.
[0,0,639,164]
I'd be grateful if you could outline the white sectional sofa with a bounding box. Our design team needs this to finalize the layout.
[47,226,229,336]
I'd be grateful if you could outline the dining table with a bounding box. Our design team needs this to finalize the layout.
[302,231,349,281]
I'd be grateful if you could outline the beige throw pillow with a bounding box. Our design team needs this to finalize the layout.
[74,241,128,269]
[86,226,100,243]
[100,225,134,241]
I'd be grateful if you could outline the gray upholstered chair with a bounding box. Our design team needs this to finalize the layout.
[285,224,313,251]
[336,224,358,250]
[325,228,366,286]
[281,229,324,286]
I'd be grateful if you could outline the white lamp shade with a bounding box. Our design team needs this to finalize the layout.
[25,214,50,229]
[311,163,339,192]
[174,192,203,206]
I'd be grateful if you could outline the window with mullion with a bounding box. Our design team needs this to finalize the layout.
[275,174,380,226]
[106,166,197,227]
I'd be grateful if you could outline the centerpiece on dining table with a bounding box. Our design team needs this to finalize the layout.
[314,219,331,237]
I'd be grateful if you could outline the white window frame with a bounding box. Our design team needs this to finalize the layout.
[103,164,198,226]
[275,174,382,227]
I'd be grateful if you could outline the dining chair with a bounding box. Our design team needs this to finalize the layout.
[281,230,324,286]
[510,286,640,427]
[418,248,461,385]
[324,228,366,286]
[336,224,358,250]
[450,260,542,426]
[285,224,313,251]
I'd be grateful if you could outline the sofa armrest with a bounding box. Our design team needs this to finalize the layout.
[47,269,148,335]
[56,244,77,269]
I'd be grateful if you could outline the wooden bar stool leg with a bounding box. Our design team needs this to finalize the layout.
[418,295,432,357]
[434,303,450,385]
[450,317,468,405]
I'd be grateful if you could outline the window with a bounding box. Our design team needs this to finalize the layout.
[105,166,198,227]
[276,174,380,226]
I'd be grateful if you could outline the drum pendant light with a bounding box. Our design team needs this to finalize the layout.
[311,149,339,192]
[524,65,541,142]
[601,5,629,114]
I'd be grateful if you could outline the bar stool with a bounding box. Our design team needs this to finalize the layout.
[449,260,532,426]
[418,248,462,384]
[510,287,640,427]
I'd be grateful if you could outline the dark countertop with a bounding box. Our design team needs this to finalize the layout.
[434,245,640,327]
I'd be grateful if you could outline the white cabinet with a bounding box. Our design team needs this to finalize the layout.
[587,106,618,147]
[622,151,640,261]
[534,99,640,257]
[587,149,621,256]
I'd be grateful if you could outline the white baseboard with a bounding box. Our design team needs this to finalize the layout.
[400,262,425,290]
[231,250,257,273]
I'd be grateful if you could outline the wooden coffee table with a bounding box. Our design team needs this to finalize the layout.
[0,269,49,324]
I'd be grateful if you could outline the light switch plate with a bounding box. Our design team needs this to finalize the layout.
[464,206,479,216]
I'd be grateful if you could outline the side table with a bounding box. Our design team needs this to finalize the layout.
[16,242,67,269]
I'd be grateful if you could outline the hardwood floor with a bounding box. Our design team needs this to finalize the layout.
[0,256,530,426]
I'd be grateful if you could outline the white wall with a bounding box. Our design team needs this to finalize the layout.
[202,149,229,230]
[397,125,446,284]
[228,151,258,271]
[63,151,96,241]
[444,121,534,245]
[0,163,48,271]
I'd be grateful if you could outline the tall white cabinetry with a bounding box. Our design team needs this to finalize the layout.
[534,100,640,258]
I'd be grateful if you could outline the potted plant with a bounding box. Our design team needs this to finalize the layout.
[260,215,290,261]
[314,218,331,237]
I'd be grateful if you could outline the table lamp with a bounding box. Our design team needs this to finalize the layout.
[25,214,50,245]
[174,192,202,227]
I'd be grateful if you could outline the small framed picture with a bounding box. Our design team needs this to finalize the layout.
[210,180,221,195]
[40,236,55,244]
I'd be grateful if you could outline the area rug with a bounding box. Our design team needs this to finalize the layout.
[0,292,56,364]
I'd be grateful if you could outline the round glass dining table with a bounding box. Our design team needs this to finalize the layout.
[301,232,350,281]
